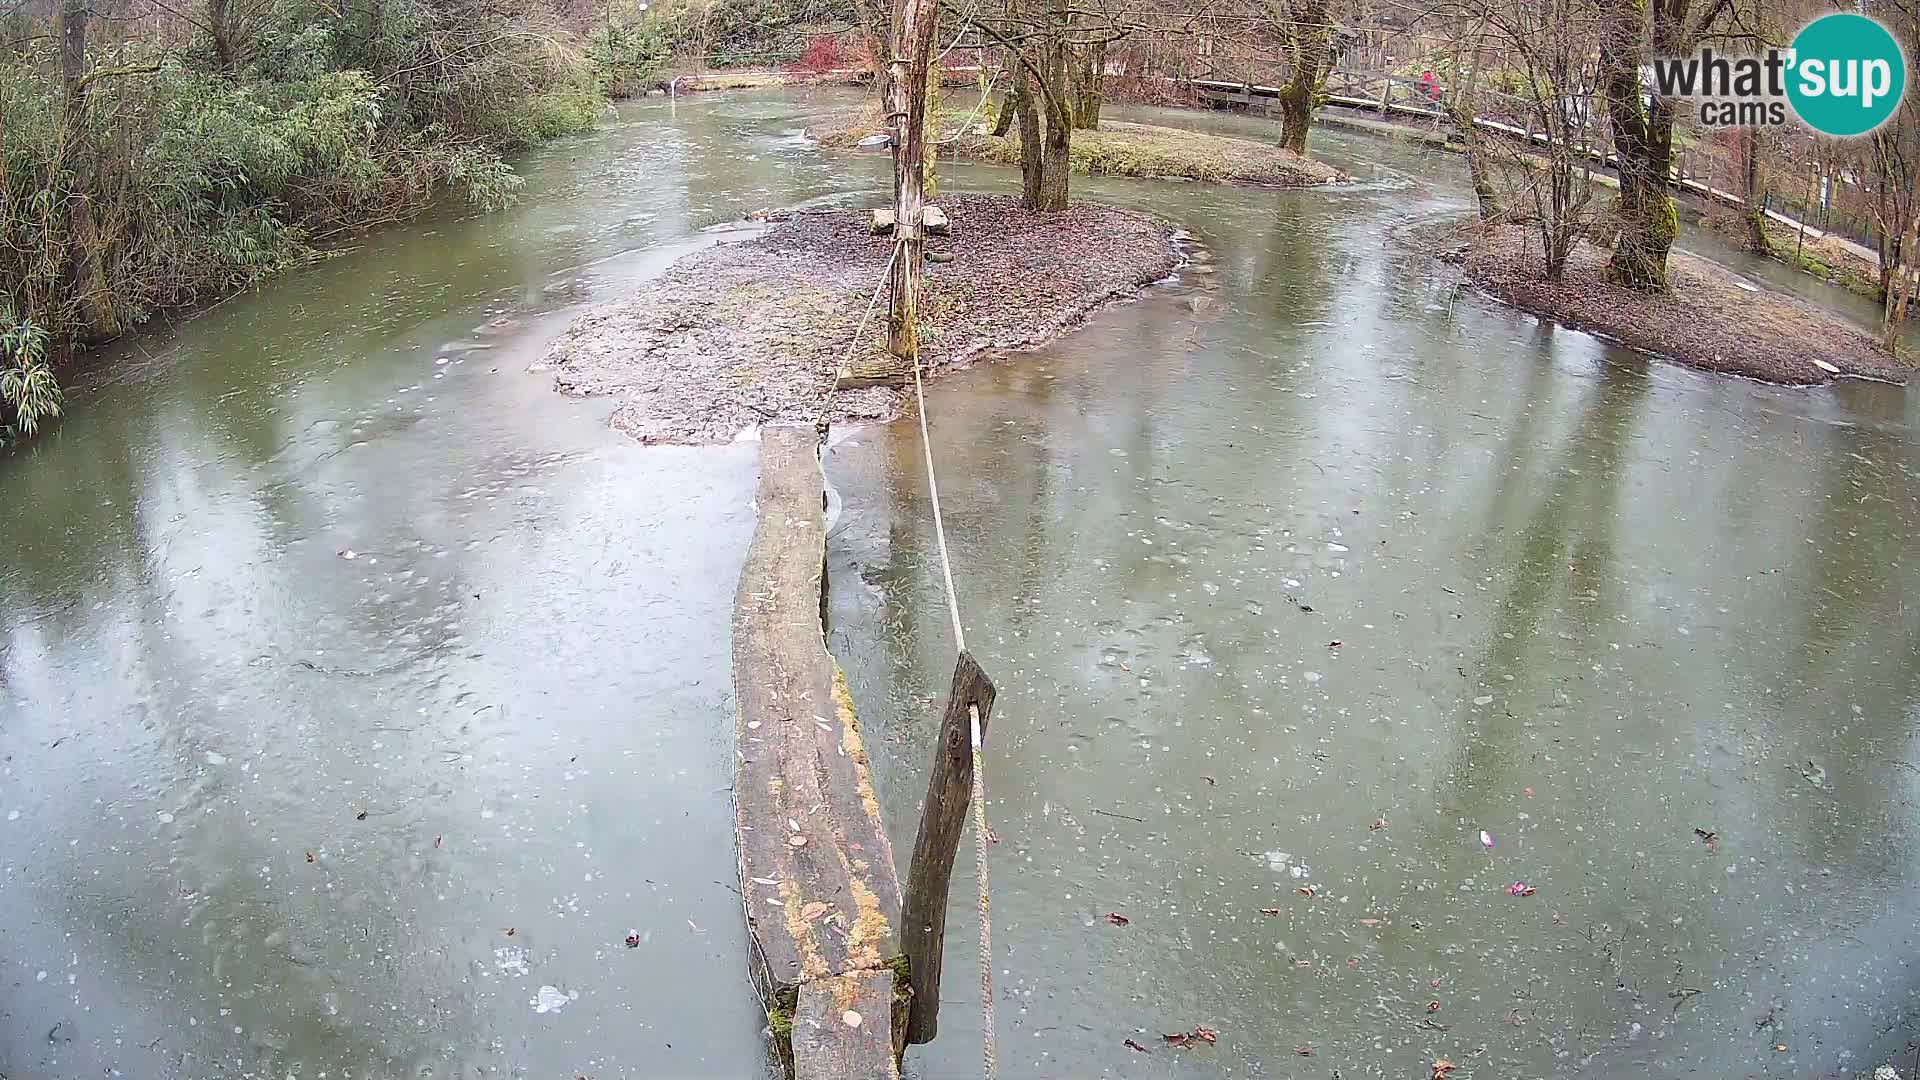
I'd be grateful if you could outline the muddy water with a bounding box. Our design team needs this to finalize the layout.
[828,108,1920,1078]
[4,87,1915,1080]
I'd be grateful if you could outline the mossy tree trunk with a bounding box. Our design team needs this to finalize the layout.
[1599,0,1676,291]
[1276,0,1331,156]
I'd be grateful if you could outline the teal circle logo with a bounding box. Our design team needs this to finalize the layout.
[1787,13,1906,137]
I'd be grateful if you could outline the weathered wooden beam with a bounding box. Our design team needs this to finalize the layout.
[899,650,996,1045]
[733,425,908,1078]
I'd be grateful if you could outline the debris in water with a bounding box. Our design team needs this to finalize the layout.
[1507,881,1537,897]
[494,946,530,977]
[1359,918,1383,927]
[532,985,575,1014]
[338,549,359,560]
[1473,694,1494,705]
[1162,1027,1218,1048]
[305,851,315,863]
[1259,907,1281,916]
[434,835,442,848]
[355,810,368,821]
[1369,815,1388,831]
[1104,912,1130,926]
[1294,1045,1313,1056]
[1480,830,1494,851]
[1693,827,1719,854]
[1796,761,1827,787]
[1123,1039,1150,1053]
[624,931,639,948]
[1327,640,1342,648]
[1432,1059,1457,1080]
[1297,886,1314,897]
[505,927,516,937]
[687,920,703,933]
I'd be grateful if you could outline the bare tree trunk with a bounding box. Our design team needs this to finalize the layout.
[59,0,117,341]
[1031,0,1072,209]
[1884,259,1913,352]
[1276,0,1331,156]
[1447,101,1499,220]
[1742,127,1771,255]
[1012,55,1045,205]
[1599,0,1675,291]
[885,0,939,366]
[208,0,237,71]
[1070,40,1104,129]
[991,88,1015,136]
[849,0,890,105]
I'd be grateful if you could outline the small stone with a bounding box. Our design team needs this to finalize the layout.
[788,835,808,847]
[842,1010,862,1028]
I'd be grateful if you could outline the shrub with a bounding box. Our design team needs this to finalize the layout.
[0,304,59,441]
[790,33,843,75]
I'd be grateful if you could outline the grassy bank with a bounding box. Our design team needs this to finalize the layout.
[809,107,1346,187]
[0,0,672,442]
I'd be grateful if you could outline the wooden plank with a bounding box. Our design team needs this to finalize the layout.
[792,972,902,1079]
[900,651,995,1044]
[733,424,907,1077]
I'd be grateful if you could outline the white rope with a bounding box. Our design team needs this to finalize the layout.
[909,358,968,654]
[814,236,906,431]
[970,720,996,1080]
[909,350,996,1080]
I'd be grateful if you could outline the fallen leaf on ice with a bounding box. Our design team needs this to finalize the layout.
[1162,1026,1218,1048]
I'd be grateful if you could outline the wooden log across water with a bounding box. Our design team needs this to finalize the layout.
[732,424,908,1078]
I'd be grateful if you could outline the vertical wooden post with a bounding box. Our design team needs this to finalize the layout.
[886,0,938,366]
[900,650,996,1045]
